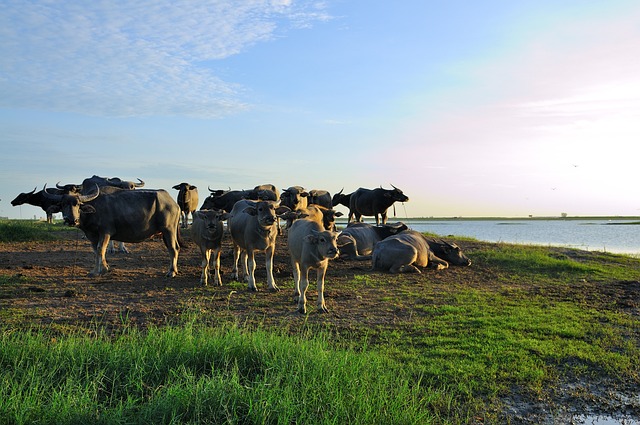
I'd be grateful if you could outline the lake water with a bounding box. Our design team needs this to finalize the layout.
[337,219,640,256]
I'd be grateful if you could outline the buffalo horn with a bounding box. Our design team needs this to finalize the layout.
[78,184,100,202]
[135,178,145,188]
[41,184,62,201]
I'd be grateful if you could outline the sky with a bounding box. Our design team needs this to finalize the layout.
[2,0,640,220]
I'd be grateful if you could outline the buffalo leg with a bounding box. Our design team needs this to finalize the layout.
[90,235,111,277]
[315,263,329,313]
[265,245,279,291]
[246,251,257,291]
[291,260,301,302]
[231,245,242,281]
[162,230,179,277]
[212,248,222,286]
[297,266,310,314]
[200,247,211,286]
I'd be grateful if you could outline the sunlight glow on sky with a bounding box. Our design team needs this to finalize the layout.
[1,0,639,219]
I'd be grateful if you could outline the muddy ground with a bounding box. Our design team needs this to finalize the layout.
[1,228,639,424]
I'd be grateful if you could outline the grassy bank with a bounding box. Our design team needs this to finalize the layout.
[1,221,638,423]
[0,219,71,242]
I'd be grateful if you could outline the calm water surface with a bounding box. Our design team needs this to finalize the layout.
[338,219,640,255]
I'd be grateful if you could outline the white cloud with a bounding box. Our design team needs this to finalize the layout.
[0,0,330,118]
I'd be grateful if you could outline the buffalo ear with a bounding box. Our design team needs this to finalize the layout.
[242,206,258,216]
[275,206,291,215]
[304,234,319,244]
[218,212,230,221]
[172,184,181,190]
[80,205,96,214]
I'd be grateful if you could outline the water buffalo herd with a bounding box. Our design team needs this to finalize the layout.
[11,176,471,314]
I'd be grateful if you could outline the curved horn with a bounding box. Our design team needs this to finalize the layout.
[29,187,37,195]
[56,182,66,189]
[208,186,216,193]
[41,184,63,201]
[78,184,100,202]
[135,178,145,188]
[390,184,399,190]
[336,188,344,196]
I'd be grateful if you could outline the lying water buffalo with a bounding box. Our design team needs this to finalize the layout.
[337,221,408,260]
[371,230,470,273]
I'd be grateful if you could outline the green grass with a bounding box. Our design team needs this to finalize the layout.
[0,324,439,425]
[0,219,70,242]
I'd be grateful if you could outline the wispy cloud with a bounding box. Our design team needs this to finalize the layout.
[0,0,330,118]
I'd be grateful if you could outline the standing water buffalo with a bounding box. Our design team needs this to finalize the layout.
[191,209,229,286]
[337,221,408,260]
[280,186,309,211]
[349,185,409,225]
[227,199,290,291]
[288,218,340,313]
[11,187,62,223]
[57,175,145,253]
[172,183,199,228]
[76,175,145,191]
[43,184,182,277]
[307,189,332,209]
[331,188,352,210]
[201,184,278,212]
[371,230,470,273]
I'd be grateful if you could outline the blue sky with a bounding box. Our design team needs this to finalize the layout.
[2,0,640,220]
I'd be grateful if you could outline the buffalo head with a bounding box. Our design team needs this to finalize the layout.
[43,184,100,226]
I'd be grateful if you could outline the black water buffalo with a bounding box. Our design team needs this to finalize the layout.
[227,199,290,291]
[371,230,470,273]
[172,183,199,228]
[288,218,339,313]
[252,184,279,202]
[201,184,277,212]
[337,221,408,260]
[307,189,332,209]
[43,184,182,277]
[331,188,352,209]
[280,186,309,211]
[57,175,145,253]
[191,209,229,286]
[11,187,62,223]
[82,175,145,191]
[349,185,409,225]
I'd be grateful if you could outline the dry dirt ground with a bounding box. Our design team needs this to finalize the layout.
[1,229,639,424]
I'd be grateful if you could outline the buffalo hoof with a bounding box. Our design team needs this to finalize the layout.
[248,286,258,292]
[166,271,177,278]
[319,305,329,313]
[88,268,109,277]
[297,306,307,314]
